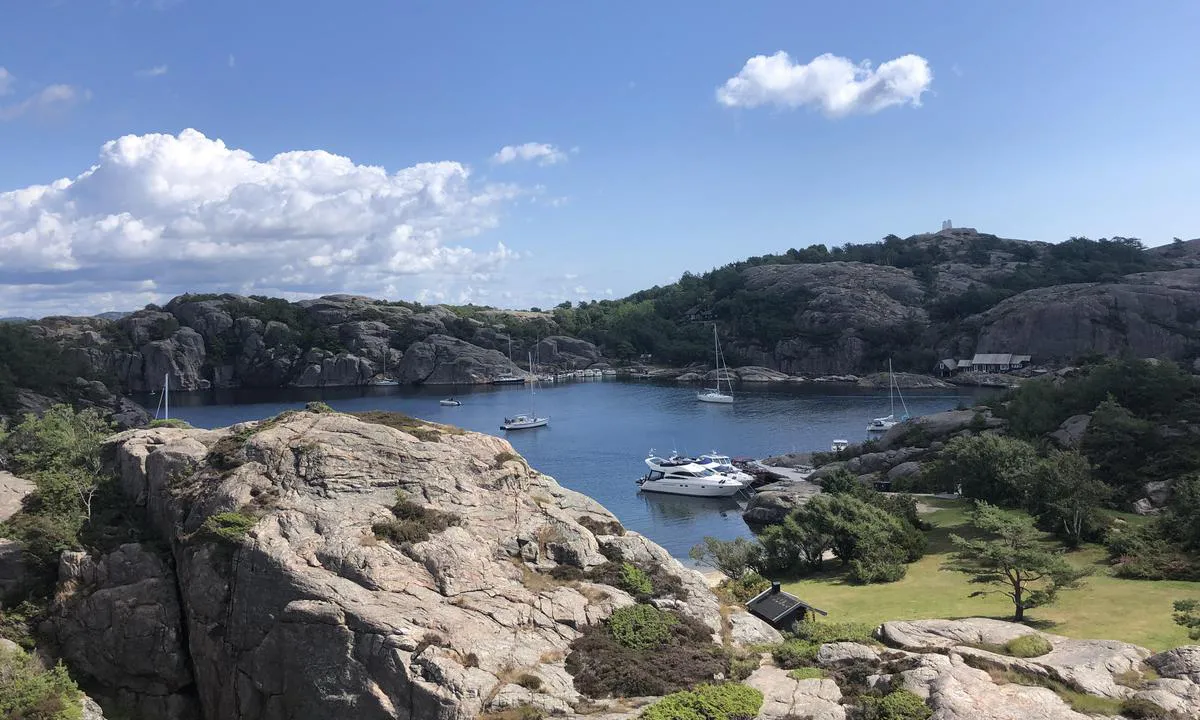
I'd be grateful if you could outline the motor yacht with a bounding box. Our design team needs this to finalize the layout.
[440,398,461,407]
[639,456,745,497]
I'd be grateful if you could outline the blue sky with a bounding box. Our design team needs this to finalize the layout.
[1,1,1198,317]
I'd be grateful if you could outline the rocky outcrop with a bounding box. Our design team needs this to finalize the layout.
[878,409,1003,450]
[103,411,719,720]
[1048,414,1091,449]
[398,334,526,384]
[743,480,822,525]
[48,544,199,719]
[0,471,35,604]
[536,336,603,370]
[746,665,845,720]
[975,269,1200,365]
[292,349,375,387]
[1148,645,1200,683]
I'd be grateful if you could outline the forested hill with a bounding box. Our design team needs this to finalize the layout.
[10,228,1200,398]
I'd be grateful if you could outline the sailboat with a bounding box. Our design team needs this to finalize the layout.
[501,352,549,430]
[867,359,910,432]
[491,335,526,385]
[697,325,734,404]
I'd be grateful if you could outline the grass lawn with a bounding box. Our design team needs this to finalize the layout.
[783,498,1200,650]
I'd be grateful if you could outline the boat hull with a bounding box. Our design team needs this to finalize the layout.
[491,377,526,385]
[697,392,734,404]
[638,480,743,498]
[501,418,548,430]
[440,401,461,407]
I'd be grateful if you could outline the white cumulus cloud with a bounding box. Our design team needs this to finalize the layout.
[492,142,568,166]
[716,51,932,117]
[136,64,169,77]
[0,129,525,316]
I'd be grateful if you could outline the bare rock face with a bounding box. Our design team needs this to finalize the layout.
[1148,645,1200,683]
[1048,414,1091,449]
[536,336,602,370]
[0,471,36,604]
[728,610,784,645]
[745,665,845,720]
[398,334,527,384]
[291,349,376,387]
[0,470,33,522]
[105,411,720,720]
[48,544,199,720]
[879,618,1150,698]
[975,269,1200,364]
[743,480,822,525]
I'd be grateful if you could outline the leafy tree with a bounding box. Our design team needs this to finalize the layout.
[1173,599,1200,640]
[689,536,760,579]
[0,644,83,720]
[921,434,1039,506]
[945,503,1089,621]
[1027,451,1110,547]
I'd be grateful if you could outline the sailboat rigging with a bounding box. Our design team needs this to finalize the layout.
[867,359,910,432]
[492,335,526,385]
[152,372,170,421]
[696,325,734,404]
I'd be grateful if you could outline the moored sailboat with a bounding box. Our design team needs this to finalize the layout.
[697,325,734,404]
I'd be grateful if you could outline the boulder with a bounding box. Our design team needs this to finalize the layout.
[292,349,375,387]
[886,461,922,483]
[744,665,845,720]
[743,480,822,525]
[0,470,33,522]
[0,539,31,605]
[732,366,791,382]
[1148,645,1200,683]
[104,411,722,719]
[48,544,199,720]
[897,652,1092,720]
[728,610,783,645]
[398,334,527,384]
[1048,414,1091,449]
[817,642,880,666]
[879,409,1001,450]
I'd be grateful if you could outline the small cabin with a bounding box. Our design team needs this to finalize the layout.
[745,582,827,629]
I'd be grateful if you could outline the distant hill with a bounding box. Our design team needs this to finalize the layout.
[20,228,1200,393]
[0,317,31,324]
[94,311,132,321]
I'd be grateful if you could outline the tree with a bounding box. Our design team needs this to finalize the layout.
[688,536,759,579]
[921,434,1039,506]
[945,503,1089,621]
[1173,599,1200,640]
[1028,451,1110,547]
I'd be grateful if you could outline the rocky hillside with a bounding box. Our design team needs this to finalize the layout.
[31,294,609,392]
[3,408,1199,719]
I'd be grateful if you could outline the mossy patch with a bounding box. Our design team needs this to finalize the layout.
[352,410,464,442]
[371,491,461,545]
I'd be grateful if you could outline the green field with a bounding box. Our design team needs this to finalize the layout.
[783,498,1200,651]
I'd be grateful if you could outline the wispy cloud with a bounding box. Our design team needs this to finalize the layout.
[716,51,933,117]
[228,54,236,69]
[492,142,568,166]
[0,67,13,96]
[0,83,87,121]
[135,64,169,78]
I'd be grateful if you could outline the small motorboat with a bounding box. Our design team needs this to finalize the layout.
[831,439,850,453]
[439,398,461,407]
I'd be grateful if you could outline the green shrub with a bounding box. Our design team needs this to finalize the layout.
[148,418,193,429]
[200,511,258,544]
[859,689,932,720]
[619,562,653,597]
[716,571,771,605]
[1004,634,1053,658]
[565,609,729,697]
[352,410,464,439]
[771,640,819,669]
[608,604,678,650]
[515,673,542,691]
[583,560,686,601]
[728,653,760,682]
[305,401,335,413]
[788,667,825,680]
[848,555,907,584]
[577,515,624,536]
[0,645,83,720]
[791,620,875,645]
[639,683,763,720]
[1118,697,1175,719]
[372,491,461,545]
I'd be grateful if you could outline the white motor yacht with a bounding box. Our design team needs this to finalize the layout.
[687,452,754,484]
[639,456,745,497]
[831,439,850,453]
[440,398,461,407]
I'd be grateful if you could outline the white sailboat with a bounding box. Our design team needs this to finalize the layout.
[697,325,734,404]
[492,336,526,385]
[153,372,170,420]
[501,353,549,430]
[867,359,910,432]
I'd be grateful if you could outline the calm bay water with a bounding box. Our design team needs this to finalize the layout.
[153,380,988,559]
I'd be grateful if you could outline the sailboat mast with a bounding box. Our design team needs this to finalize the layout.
[888,359,895,417]
[164,372,170,421]
[528,352,536,415]
[713,325,720,393]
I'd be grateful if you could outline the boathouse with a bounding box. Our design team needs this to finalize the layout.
[745,582,827,629]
